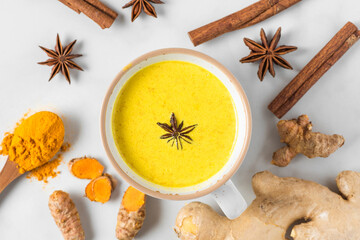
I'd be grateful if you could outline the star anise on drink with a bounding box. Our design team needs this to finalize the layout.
[123,0,164,22]
[157,113,197,150]
[240,27,297,81]
[38,34,83,84]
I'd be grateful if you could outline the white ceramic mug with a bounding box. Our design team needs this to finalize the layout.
[101,48,252,219]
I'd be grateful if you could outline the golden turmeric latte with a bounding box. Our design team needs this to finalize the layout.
[112,61,236,187]
[0,111,64,174]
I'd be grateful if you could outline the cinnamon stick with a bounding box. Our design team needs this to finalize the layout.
[240,0,301,29]
[58,0,118,29]
[268,22,360,118]
[188,0,301,46]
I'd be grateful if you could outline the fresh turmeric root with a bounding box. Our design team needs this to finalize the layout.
[116,186,146,240]
[272,115,345,167]
[175,171,360,240]
[85,174,114,203]
[68,157,104,179]
[49,190,85,240]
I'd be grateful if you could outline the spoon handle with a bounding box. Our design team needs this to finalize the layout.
[0,159,22,194]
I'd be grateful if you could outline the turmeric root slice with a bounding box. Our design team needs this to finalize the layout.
[85,180,96,201]
[68,157,104,179]
[272,115,345,167]
[49,190,85,240]
[85,174,113,203]
[116,186,146,240]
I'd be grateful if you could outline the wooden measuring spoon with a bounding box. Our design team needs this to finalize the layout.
[0,158,22,194]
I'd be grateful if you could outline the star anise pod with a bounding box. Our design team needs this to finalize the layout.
[38,34,83,84]
[240,27,297,81]
[123,0,164,22]
[157,113,197,150]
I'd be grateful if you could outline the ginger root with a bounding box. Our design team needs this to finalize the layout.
[49,190,85,240]
[175,171,360,240]
[69,157,104,179]
[116,186,146,240]
[272,115,344,167]
[85,174,114,203]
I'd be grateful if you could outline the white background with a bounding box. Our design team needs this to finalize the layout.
[0,0,360,239]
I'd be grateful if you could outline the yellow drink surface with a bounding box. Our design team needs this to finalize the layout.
[112,61,236,187]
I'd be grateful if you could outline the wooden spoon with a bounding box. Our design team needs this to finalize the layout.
[0,158,22,194]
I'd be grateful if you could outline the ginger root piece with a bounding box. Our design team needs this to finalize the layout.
[49,190,85,240]
[69,157,104,179]
[85,174,114,203]
[272,115,344,167]
[175,171,360,240]
[116,186,146,240]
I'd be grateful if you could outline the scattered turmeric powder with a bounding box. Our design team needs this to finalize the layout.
[27,142,71,183]
[85,174,114,203]
[49,190,85,240]
[69,157,104,179]
[116,186,146,240]
[27,155,63,183]
[60,142,71,152]
[0,111,64,173]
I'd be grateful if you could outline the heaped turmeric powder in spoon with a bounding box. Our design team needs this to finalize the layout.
[0,111,64,192]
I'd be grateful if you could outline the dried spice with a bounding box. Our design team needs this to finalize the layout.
[58,0,118,29]
[188,0,302,46]
[27,155,63,183]
[27,142,70,183]
[157,113,197,150]
[38,34,83,84]
[269,22,360,118]
[240,27,297,81]
[0,111,64,174]
[123,0,164,22]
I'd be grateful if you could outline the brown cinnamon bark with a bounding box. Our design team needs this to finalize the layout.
[58,0,118,29]
[188,0,301,46]
[268,22,360,118]
[240,0,301,29]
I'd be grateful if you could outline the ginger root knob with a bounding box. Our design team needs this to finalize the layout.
[272,115,345,167]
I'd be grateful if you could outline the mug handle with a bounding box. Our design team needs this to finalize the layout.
[210,180,247,219]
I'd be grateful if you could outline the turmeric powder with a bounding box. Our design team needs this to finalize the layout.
[60,142,71,152]
[27,155,63,183]
[0,133,13,155]
[27,142,71,183]
[0,111,64,173]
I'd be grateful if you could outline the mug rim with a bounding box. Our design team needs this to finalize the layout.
[100,48,252,200]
